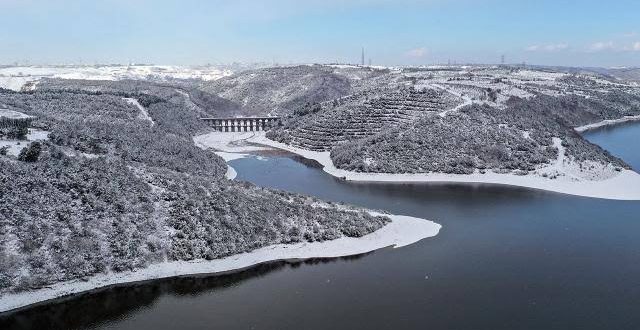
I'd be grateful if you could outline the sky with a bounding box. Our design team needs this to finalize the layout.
[0,0,639,67]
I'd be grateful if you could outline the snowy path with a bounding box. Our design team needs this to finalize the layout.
[552,137,566,168]
[431,83,473,117]
[124,98,154,126]
[537,138,583,182]
[175,89,202,113]
[439,96,472,117]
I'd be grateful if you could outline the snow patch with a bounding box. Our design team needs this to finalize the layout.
[431,83,473,117]
[0,129,49,156]
[123,98,154,126]
[363,157,375,166]
[193,131,273,153]
[575,115,640,132]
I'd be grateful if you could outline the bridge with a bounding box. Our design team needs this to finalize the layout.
[201,116,281,132]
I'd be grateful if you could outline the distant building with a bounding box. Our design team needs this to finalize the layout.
[0,108,34,129]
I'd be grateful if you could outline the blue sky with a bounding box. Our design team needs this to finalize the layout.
[1,0,638,67]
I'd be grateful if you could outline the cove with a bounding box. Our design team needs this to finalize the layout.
[2,123,640,330]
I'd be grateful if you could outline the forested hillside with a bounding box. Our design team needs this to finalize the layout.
[0,84,389,294]
[265,66,640,176]
[330,95,635,174]
[200,65,354,116]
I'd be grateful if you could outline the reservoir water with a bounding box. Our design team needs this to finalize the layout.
[2,123,640,330]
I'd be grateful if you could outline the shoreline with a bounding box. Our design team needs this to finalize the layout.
[0,213,441,314]
[214,151,250,180]
[194,131,640,201]
[575,115,640,132]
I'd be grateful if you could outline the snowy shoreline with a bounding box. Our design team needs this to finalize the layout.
[574,115,640,132]
[194,131,640,201]
[214,151,250,179]
[0,213,440,314]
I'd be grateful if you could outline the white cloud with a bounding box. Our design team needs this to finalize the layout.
[622,32,638,38]
[405,47,428,58]
[525,43,569,52]
[588,41,615,52]
[589,40,640,52]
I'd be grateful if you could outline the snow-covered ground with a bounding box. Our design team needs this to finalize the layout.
[430,83,473,117]
[0,65,233,91]
[574,115,640,132]
[194,131,640,200]
[0,212,440,313]
[193,132,274,180]
[193,131,272,153]
[213,151,253,180]
[123,98,154,126]
[0,129,49,156]
[511,69,567,81]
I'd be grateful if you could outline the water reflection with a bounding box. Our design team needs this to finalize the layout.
[582,121,640,171]
[2,122,640,330]
[0,256,369,330]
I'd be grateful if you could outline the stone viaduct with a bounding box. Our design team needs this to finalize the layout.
[200,117,280,132]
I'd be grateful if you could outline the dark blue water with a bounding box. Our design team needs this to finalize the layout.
[581,121,640,171]
[2,123,640,330]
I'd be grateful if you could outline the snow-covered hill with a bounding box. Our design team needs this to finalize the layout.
[0,65,233,91]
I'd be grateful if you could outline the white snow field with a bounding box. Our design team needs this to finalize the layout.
[0,212,440,313]
[193,131,272,153]
[0,128,49,156]
[193,131,640,201]
[0,65,233,91]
